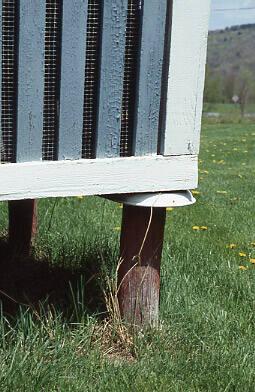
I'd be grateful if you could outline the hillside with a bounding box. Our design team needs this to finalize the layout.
[207,24,255,77]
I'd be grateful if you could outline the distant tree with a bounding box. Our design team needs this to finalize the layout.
[235,71,254,117]
[223,72,236,103]
[204,66,224,103]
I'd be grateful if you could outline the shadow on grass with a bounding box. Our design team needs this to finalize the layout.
[0,236,113,321]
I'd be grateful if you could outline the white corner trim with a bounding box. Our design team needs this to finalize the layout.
[163,0,210,155]
[0,155,198,201]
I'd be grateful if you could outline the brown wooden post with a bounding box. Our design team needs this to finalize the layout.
[8,199,37,256]
[118,205,166,327]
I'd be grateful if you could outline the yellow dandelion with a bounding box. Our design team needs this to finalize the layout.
[166,207,173,212]
[200,170,209,174]
[239,266,248,271]
[114,227,121,232]
[226,244,237,249]
[200,226,208,231]
[192,190,201,195]
[250,242,255,247]
[192,226,200,231]
[118,204,123,209]
[239,252,247,257]
[249,259,255,264]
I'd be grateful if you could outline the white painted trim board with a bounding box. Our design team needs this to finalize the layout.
[0,155,198,201]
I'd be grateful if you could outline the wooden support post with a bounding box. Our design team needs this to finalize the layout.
[118,205,166,327]
[8,199,37,256]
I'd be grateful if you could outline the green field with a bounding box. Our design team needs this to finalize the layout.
[0,123,255,391]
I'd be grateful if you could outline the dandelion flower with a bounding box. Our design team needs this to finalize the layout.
[114,227,121,232]
[249,259,255,264]
[239,252,247,257]
[192,226,200,231]
[250,242,255,247]
[192,190,201,195]
[226,244,237,249]
[239,266,248,271]
[200,170,209,174]
[200,226,208,231]
[166,207,173,212]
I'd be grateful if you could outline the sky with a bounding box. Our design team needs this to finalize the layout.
[210,0,255,30]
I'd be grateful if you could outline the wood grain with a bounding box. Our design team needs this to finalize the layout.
[133,1,168,156]
[96,0,128,158]
[0,155,198,201]
[58,0,88,160]
[118,205,166,326]
[16,0,46,162]
[8,199,37,256]
[162,0,210,156]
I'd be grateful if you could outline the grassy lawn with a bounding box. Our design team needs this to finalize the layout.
[203,103,255,125]
[0,122,255,391]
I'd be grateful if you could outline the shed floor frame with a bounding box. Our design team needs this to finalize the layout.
[0,155,197,201]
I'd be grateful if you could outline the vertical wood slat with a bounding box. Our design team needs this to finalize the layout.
[0,0,2,162]
[96,0,128,158]
[58,0,88,160]
[16,0,46,162]
[162,0,211,156]
[133,1,168,156]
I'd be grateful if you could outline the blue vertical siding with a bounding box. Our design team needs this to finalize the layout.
[16,0,46,162]
[58,0,88,160]
[133,1,168,156]
[95,0,128,158]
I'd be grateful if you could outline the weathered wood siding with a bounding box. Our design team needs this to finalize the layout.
[58,0,88,160]
[133,1,168,156]
[161,0,211,156]
[95,0,128,158]
[0,0,210,201]
[16,0,46,162]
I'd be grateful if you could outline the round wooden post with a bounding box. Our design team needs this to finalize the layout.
[118,205,166,327]
[8,199,37,256]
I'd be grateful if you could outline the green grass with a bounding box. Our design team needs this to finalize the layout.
[203,103,255,124]
[0,123,255,391]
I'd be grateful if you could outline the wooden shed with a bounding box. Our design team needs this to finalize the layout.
[0,0,211,325]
